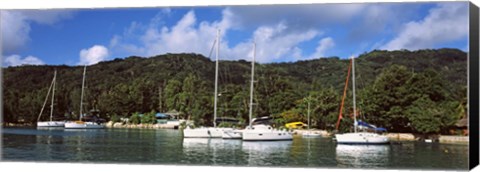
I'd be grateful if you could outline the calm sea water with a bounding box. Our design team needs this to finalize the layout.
[1,127,468,170]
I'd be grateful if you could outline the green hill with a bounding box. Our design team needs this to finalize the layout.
[2,48,467,133]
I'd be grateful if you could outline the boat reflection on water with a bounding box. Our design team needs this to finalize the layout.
[36,127,65,131]
[35,134,64,160]
[63,128,90,132]
[182,138,242,148]
[335,144,391,168]
[182,138,243,165]
[242,141,292,166]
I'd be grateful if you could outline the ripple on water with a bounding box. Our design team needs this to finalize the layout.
[2,128,469,170]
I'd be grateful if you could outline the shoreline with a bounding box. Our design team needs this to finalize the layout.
[293,129,469,144]
[105,121,180,129]
[1,122,468,144]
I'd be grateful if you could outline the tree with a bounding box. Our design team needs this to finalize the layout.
[361,65,414,132]
[309,88,341,130]
[141,110,157,124]
[406,96,445,134]
[278,109,303,124]
[129,112,141,124]
[164,79,182,111]
[2,49,467,134]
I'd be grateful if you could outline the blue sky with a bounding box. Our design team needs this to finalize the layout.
[1,2,469,66]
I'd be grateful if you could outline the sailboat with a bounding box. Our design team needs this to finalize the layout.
[37,70,65,127]
[334,56,389,144]
[183,29,231,138]
[241,42,293,141]
[64,65,105,129]
[302,96,321,137]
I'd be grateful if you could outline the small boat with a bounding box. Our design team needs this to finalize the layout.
[183,30,236,138]
[37,121,65,127]
[335,132,389,144]
[183,126,223,138]
[242,123,293,141]
[300,96,321,138]
[242,116,293,141]
[241,42,293,141]
[285,122,307,129]
[334,56,389,144]
[64,65,105,129]
[64,120,105,129]
[37,70,65,128]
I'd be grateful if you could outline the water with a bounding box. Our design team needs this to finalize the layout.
[1,127,468,170]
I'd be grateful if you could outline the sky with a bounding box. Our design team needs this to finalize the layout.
[0,1,470,66]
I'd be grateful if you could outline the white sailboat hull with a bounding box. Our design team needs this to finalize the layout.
[183,127,223,138]
[64,121,105,129]
[37,121,65,127]
[242,124,293,141]
[335,132,389,144]
[222,128,243,139]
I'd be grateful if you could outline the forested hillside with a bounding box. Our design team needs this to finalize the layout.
[2,48,467,134]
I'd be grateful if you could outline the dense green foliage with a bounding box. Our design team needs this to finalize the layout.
[3,49,467,134]
[129,112,141,125]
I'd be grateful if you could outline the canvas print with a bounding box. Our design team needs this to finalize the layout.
[1,1,472,171]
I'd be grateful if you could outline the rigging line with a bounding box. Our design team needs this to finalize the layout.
[208,38,217,59]
[37,74,56,121]
[208,37,221,91]
[50,70,56,121]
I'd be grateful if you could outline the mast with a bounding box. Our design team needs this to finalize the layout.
[335,59,352,131]
[248,41,256,127]
[213,29,220,127]
[352,56,357,133]
[50,70,57,121]
[80,65,86,121]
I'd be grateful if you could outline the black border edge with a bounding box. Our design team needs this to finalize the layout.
[469,1,479,170]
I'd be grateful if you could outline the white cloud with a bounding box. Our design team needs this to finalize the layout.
[3,54,44,66]
[380,3,468,51]
[308,37,335,60]
[110,9,322,63]
[110,9,225,56]
[79,45,109,65]
[1,11,31,54]
[108,4,432,63]
[226,23,319,63]
[1,10,74,54]
[110,10,230,58]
